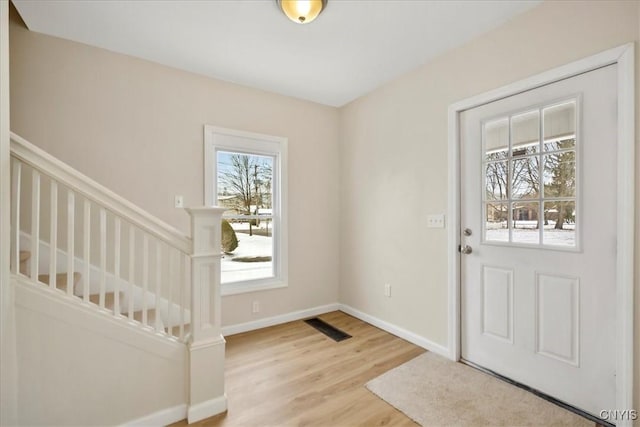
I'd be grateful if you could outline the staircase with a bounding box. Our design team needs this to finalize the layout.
[9,132,227,425]
[14,231,190,339]
[17,249,174,334]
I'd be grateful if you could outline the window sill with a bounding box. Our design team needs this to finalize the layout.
[221,279,288,296]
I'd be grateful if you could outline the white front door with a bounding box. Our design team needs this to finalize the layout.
[460,64,617,417]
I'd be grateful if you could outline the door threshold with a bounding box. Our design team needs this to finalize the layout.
[460,359,613,427]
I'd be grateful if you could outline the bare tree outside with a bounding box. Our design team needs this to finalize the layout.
[485,139,575,231]
[218,152,273,236]
[543,139,576,229]
[220,154,254,215]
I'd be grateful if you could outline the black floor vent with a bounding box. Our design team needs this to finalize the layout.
[304,318,352,342]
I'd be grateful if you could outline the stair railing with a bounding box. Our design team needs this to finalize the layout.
[9,132,223,343]
[10,132,228,421]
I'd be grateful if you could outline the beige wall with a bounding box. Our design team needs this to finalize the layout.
[8,7,341,327]
[339,0,639,411]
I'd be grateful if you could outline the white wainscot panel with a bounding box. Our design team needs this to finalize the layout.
[536,273,579,366]
[482,266,513,343]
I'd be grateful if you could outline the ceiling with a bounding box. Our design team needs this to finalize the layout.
[12,0,541,107]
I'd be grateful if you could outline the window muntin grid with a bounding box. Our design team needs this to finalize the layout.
[482,99,578,248]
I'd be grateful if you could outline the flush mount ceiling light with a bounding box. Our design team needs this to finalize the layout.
[277,0,327,24]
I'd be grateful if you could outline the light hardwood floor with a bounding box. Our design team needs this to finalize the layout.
[172,311,424,426]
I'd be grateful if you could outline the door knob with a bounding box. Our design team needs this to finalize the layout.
[460,245,473,254]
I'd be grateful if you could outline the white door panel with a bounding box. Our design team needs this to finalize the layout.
[460,64,617,416]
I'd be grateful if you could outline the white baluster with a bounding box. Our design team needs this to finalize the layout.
[142,234,149,326]
[114,217,121,315]
[66,191,75,296]
[128,225,135,320]
[99,207,106,308]
[11,160,21,275]
[167,248,175,337]
[31,169,40,283]
[49,181,58,289]
[179,251,186,341]
[83,199,90,302]
[155,241,162,332]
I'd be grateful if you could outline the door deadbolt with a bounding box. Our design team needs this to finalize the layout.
[463,228,472,236]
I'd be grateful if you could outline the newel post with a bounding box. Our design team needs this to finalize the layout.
[186,206,228,423]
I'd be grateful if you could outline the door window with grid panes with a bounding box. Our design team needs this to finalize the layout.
[483,99,577,248]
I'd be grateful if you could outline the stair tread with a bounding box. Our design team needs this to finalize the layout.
[89,291,122,309]
[166,323,191,338]
[19,251,30,275]
[38,272,82,290]
[133,309,162,328]
[19,251,31,262]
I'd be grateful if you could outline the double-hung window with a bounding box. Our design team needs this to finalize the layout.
[204,126,288,295]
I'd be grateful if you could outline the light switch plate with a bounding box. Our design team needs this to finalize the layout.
[174,195,184,208]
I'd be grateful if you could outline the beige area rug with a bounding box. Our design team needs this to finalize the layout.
[366,352,591,426]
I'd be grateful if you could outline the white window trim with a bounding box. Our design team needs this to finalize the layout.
[204,125,288,296]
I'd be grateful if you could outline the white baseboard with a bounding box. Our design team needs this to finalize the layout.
[187,394,227,423]
[121,403,187,426]
[221,302,450,358]
[339,304,450,358]
[221,303,340,336]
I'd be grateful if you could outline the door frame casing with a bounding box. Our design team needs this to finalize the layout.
[447,43,635,421]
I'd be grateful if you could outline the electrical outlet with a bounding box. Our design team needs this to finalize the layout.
[174,195,184,208]
[427,214,445,228]
[252,301,260,313]
[384,283,391,297]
